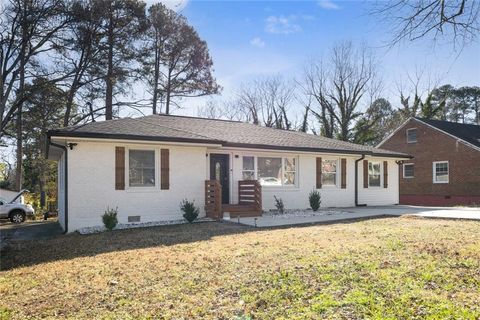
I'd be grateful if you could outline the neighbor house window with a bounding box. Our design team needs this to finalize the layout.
[129,149,155,187]
[245,156,298,187]
[403,163,414,178]
[406,128,417,143]
[322,159,337,186]
[242,156,255,180]
[433,161,449,183]
[368,161,381,187]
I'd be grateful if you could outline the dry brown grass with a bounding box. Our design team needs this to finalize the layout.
[1,217,479,319]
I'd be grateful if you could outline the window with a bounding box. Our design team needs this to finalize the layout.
[368,162,381,187]
[433,161,449,183]
[129,150,155,187]
[258,157,282,186]
[244,156,298,187]
[242,156,255,180]
[403,164,414,178]
[407,128,417,143]
[284,157,296,185]
[322,159,337,186]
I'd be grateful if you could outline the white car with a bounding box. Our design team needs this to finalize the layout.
[0,189,35,223]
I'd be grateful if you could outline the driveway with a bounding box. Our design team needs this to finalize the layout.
[237,205,480,227]
[0,220,63,251]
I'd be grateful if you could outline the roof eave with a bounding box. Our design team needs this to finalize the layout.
[48,130,225,146]
[224,142,412,158]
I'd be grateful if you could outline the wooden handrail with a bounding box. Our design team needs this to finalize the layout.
[205,180,222,219]
[238,180,262,211]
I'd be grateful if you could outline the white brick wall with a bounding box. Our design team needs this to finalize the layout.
[66,141,207,232]
[59,140,401,232]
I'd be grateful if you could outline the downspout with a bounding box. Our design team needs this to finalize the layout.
[395,160,404,205]
[355,154,367,207]
[48,137,68,234]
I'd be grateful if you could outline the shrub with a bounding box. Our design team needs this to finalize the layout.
[309,189,321,211]
[180,199,199,223]
[274,196,285,214]
[102,207,118,231]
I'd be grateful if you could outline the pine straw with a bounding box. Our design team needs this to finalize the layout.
[1,217,479,319]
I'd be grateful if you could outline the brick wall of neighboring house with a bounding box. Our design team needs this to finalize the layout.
[380,118,480,206]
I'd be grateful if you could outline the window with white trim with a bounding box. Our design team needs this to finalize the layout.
[129,149,155,187]
[368,161,381,187]
[242,156,255,180]
[258,157,282,186]
[433,161,449,183]
[322,159,337,186]
[283,157,296,186]
[406,128,417,143]
[403,163,414,178]
[242,156,298,187]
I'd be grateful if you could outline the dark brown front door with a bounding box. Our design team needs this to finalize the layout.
[210,154,230,204]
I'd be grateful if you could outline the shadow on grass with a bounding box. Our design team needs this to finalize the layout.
[0,215,395,271]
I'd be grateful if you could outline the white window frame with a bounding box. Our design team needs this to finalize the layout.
[241,155,299,188]
[241,156,255,180]
[403,163,414,179]
[126,147,159,191]
[432,161,449,184]
[406,128,417,143]
[321,158,339,188]
[368,161,382,188]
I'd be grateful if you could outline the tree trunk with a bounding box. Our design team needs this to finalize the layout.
[105,4,114,120]
[15,0,30,191]
[152,32,160,115]
[165,68,172,115]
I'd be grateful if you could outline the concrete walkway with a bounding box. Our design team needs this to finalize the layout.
[236,205,480,227]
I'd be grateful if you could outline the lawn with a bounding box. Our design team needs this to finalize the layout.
[1,217,479,319]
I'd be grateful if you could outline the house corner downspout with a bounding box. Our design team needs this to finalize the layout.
[355,154,366,207]
[47,137,68,234]
[395,160,404,205]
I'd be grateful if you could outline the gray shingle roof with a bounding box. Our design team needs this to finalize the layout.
[415,117,480,149]
[49,114,410,158]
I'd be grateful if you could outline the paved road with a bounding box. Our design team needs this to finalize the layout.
[237,205,480,227]
[0,220,63,251]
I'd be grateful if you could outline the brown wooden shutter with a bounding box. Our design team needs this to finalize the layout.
[383,161,388,188]
[341,158,347,189]
[161,149,170,190]
[115,147,125,190]
[363,160,368,188]
[316,157,322,189]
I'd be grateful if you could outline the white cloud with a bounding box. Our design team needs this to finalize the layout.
[265,15,302,34]
[318,0,340,10]
[250,37,266,48]
[144,0,189,12]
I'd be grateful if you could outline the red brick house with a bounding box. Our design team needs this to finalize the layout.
[378,117,480,206]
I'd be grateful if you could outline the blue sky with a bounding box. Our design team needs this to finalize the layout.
[150,0,480,115]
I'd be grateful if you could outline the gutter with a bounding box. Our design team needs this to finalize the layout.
[47,136,68,234]
[355,154,367,206]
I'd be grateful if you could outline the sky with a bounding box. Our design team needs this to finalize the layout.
[143,0,480,117]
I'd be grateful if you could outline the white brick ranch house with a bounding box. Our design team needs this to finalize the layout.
[47,114,411,233]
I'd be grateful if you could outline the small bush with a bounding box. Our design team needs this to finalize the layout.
[102,207,118,231]
[180,199,199,223]
[274,196,285,214]
[309,189,321,211]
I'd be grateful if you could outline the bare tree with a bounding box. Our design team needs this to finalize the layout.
[233,76,295,129]
[302,42,378,141]
[1,0,71,190]
[373,0,480,48]
[196,99,241,121]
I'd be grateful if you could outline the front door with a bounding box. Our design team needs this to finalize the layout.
[210,154,230,204]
